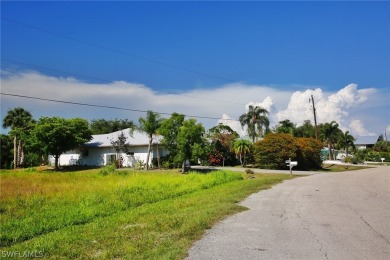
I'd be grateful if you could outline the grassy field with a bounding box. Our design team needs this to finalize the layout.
[0,168,296,259]
[320,163,372,172]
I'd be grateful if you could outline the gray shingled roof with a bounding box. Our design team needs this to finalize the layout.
[354,135,378,145]
[84,128,161,147]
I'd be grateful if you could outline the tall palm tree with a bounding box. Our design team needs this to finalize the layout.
[233,139,252,166]
[339,131,356,157]
[319,121,340,160]
[239,105,269,143]
[2,107,34,168]
[138,111,162,170]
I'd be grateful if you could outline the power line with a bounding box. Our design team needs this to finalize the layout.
[0,92,236,121]
[1,58,244,107]
[1,16,235,83]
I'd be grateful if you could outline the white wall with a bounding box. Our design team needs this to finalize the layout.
[49,144,168,168]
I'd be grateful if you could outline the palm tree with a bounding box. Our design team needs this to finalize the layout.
[138,111,162,170]
[275,119,296,135]
[239,105,269,143]
[339,131,356,157]
[2,107,34,168]
[233,139,252,166]
[319,121,340,160]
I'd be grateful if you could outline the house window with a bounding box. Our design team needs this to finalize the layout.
[127,152,134,156]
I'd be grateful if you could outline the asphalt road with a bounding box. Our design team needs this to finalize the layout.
[186,166,390,260]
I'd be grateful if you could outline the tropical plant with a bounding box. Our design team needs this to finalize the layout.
[90,118,135,134]
[239,105,269,143]
[33,117,92,170]
[319,121,341,160]
[0,134,13,169]
[233,139,252,166]
[2,107,35,168]
[110,131,131,168]
[253,133,298,169]
[295,137,323,170]
[159,113,185,167]
[338,131,356,157]
[295,120,315,138]
[138,111,162,170]
[176,118,205,172]
[207,124,239,166]
[372,139,390,152]
[274,119,296,135]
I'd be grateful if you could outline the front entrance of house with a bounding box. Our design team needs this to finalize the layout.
[105,154,117,165]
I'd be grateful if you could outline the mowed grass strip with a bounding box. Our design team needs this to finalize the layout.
[0,169,296,259]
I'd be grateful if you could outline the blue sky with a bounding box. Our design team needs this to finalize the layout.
[1,1,389,138]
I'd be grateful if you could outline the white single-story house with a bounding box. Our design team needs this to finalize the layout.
[354,136,378,150]
[48,129,168,168]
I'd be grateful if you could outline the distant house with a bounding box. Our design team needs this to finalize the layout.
[48,129,168,167]
[354,136,378,150]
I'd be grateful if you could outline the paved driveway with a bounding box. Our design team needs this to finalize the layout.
[186,167,390,260]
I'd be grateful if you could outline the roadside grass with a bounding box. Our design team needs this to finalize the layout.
[0,169,295,259]
[320,164,372,172]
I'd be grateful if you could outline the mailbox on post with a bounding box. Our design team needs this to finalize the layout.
[286,158,298,175]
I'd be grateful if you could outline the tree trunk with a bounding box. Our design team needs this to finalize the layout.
[156,143,160,169]
[328,142,332,160]
[145,136,152,170]
[17,140,24,167]
[181,160,190,173]
[13,136,17,169]
[55,155,59,171]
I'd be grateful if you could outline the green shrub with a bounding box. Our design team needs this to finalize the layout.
[245,169,254,174]
[134,160,145,169]
[253,133,298,169]
[344,156,354,164]
[98,164,116,175]
[295,137,323,170]
[253,134,323,170]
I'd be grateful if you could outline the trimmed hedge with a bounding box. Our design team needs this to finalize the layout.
[253,133,322,170]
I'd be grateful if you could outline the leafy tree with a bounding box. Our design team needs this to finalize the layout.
[90,118,135,134]
[159,113,186,167]
[239,105,269,143]
[275,119,296,135]
[233,139,252,166]
[111,131,131,168]
[319,121,341,160]
[138,111,162,170]
[208,124,239,147]
[295,120,316,138]
[2,107,35,168]
[33,117,92,170]
[253,133,298,169]
[207,124,239,166]
[372,138,390,152]
[176,118,205,172]
[0,134,13,169]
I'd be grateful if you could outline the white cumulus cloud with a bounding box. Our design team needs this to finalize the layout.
[348,120,375,136]
[1,70,388,137]
[277,84,377,135]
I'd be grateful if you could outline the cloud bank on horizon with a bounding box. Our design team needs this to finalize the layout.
[1,70,388,138]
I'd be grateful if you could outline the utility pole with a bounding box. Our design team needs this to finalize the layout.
[310,95,318,139]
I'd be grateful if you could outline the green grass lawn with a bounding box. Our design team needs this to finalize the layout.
[0,168,296,259]
[320,163,372,172]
